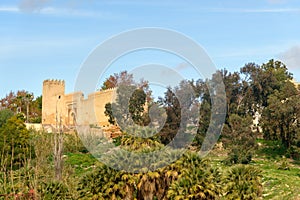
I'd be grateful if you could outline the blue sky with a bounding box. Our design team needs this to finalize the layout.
[1,0,300,99]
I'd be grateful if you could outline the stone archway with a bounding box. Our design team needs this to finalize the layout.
[67,106,77,126]
[70,111,76,126]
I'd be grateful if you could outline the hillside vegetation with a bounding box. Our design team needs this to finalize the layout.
[0,60,299,199]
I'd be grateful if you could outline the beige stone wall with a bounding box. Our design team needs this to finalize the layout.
[42,79,116,127]
[75,89,117,126]
[42,80,65,125]
[291,79,300,88]
[25,123,43,131]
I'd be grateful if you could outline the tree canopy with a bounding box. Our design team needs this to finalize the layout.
[0,91,42,123]
[0,115,32,169]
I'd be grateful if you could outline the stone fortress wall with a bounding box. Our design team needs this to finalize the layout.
[41,79,299,133]
[42,79,117,129]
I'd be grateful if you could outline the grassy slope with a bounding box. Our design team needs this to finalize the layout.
[253,139,300,200]
[64,153,98,175]
[253,158,300,200]
[64,139,300,199]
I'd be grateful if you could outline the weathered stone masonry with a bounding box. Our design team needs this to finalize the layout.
[42,79,117,129]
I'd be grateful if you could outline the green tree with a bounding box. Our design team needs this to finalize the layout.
[109,84,148,127]
[30,95,42,123]
[261,81,300,149]
[222,114,256,164]
[220,69,247,117]
[0,115,32,169]
[0,109,14,128]
[157,80,198,147]
[240,60,292,110]
[190,79,211,148]
[104,103,116,125]
[190,73,226,151]
[103,71,151,127]
[0,91,40,123]
[239,60,298,151]
[129,88,147,125]
[158,87,181,145]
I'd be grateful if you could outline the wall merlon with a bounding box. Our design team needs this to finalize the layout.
[43,79,65,85]
[42,79,116,127]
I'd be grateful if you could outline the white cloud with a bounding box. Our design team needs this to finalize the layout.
[17,0,111,18]
[206,7,300,13]
[37,7,110,18]
[101,0,178,7]
[19,0,51,12]
[243,8,300,13]
[267,0,287,4]
[0,0,118,18]
[174,62,191,71]
[0,6,19,12]
[0,5,121,19]
[278,46,300,70]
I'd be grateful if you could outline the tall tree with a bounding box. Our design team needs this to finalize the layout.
[0,91,40,123]
[0,115,32,169]
[104,103,116,125]
[101,70,134,90]
[261,81,300,149]
[190,79,211,147]
[0,109,14,128]
[106,84,148,128]
[158,87,181,145]
[104,71,151,127]
[240,60,293,110]
[222,114,256,164]
[220,69,245,116]
[129,88,147,125]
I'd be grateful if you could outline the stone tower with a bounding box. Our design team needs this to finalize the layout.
[42,79,118,129]
[42,79,65,125]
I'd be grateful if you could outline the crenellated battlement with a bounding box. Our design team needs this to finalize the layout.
[42,79,66,125]
[100,87,117,92]
[88,87,116,99]
[43,79,65,86]
[42,79,117,127]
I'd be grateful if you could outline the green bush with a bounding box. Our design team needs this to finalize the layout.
[0,115,34,169]
[223,148,253,165]
[277,157,290,170]
[77,163,131,200]
[223,165,263,200]
[0,109,13,128]
[38,181,72,200]
[63,133,88,154]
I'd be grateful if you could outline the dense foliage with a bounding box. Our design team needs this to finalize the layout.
[0,109,13,128]
[0,91,42,123]
[0,59,299,199]
[0,115,33,170]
